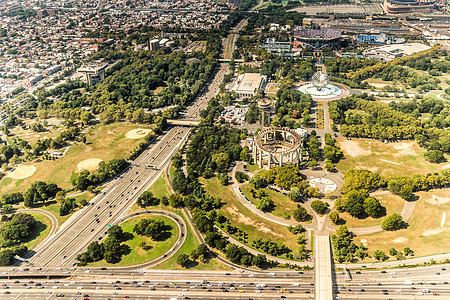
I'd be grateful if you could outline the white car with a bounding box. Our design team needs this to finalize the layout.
[76,286,83,289]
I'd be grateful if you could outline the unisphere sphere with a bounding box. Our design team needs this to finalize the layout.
[311,72,329,90]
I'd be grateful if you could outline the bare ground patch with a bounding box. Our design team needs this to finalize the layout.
[337,139,371,157]
[8,165,37,180]
[77,158,103,172]
[125,128,153,139]
[225,206,283,238]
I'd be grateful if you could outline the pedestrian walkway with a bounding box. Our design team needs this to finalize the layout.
[315,234,334,300]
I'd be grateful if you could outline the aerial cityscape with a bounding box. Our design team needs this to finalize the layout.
[0,0,449,299]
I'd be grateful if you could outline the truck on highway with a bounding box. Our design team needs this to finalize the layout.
[404,280,413,285]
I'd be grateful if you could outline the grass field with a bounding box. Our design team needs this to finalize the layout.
[7,117,64,145]
[356,188,450,261]
[147,173,171,199]
[0,122,153,194]
[23,212,52,250]
[336,138,450,177]
[149,211,232,271]
[202,177,304,258]
[240,183,298,220]
[31,192,94,228]
[88,215,178,267]
[246,163,260,173]
[340,194,405,228]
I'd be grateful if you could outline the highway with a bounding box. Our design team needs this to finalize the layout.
[28,126,190,267]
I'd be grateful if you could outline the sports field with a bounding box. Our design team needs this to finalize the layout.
[0,123,154,194]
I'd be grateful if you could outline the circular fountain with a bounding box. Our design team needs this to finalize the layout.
[298,71,342,99]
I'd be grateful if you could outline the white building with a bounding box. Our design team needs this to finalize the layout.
[233,73,267,99]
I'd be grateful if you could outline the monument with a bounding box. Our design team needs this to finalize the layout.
[298,71,342,99]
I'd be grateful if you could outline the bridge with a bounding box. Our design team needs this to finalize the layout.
[167,119,200,126]
[315,234,334,300]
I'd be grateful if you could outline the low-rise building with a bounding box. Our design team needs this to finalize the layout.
[233,73,266,99]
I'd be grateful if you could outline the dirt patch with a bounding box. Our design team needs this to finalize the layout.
[338,139,371,157]
[392,141,416,156]
[422,228,447,236]
[107,130,115,135]
[441,163,450,170]
[225,207,283,238]
[423,195,450,205]
[380,159,402,166]
[77,158,103,172]
[125,128,153,139]
[84,146,93,152]
[392,237,408,243]
[8,165,37,179]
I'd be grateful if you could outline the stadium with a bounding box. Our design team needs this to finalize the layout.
[293,29,342,50]
[384,0,438,13]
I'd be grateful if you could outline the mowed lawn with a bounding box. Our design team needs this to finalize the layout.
[341,193,405,228]
[240,183,298,220]
[355,188,450,261]
[0,122,154,194]
[88,215,178,267]
[202,177,303,257]
[336,138,449,177]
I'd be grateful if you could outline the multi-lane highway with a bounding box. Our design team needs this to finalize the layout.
[28,126,190,267]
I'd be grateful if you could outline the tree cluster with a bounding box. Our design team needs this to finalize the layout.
[76,225,129,265]
[0,213,36,247]
[331,225,369,263]
[133,218,170,241]
[72,159,128,190]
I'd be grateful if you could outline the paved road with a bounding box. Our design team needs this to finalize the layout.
[27,126,190,267]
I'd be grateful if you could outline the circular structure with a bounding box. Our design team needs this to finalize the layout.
[252,127,305,169]
[298,71,343,100]
[298,83,342,99]
[308,177,337,193]
[125,128,153,139]
[311,72,329,91]
[258,98,273,126]
[77,158,103,172]
[7,165,37,180]
[294,29,342,50]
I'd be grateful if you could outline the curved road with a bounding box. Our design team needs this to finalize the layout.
[18,209,58,259]
[105,210,187,270]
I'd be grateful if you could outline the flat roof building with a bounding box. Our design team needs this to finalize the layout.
[233,73,267,99]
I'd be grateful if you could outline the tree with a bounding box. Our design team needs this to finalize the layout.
[373,250,389,261]
[288,187,302,202]
[177,254,191,267]
[220,174,229,186]
[235,171,249,183]
[86,241,104,262]
[102,237,126,264]
[133,219,168,240]
[293,206,311,222]
[136,191,159,207]
[403,247,414,256]
[399,184,413,200]
[311,200,329,215]
[363,197,382,218]
[308,159,317,169]
[344,190,369,217]
[108,225,126,241]
[381,213,404,231]
[329,211,341,225]
[389,247,397,256]
[60,198,77,216]
[258,198,275,212]
[424,150,445,163]
[324,161,334,172]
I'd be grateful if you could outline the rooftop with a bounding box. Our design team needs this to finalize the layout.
[236,73,265,93]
